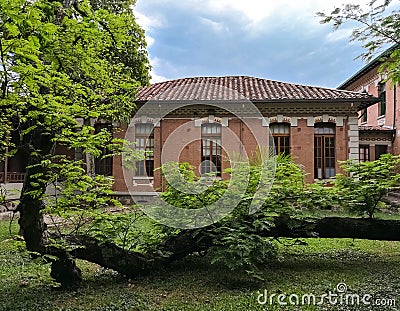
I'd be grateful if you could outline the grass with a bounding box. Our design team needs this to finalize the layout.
[0,219,399,311]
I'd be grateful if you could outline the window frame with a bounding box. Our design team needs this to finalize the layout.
[360,108,367,123]
[270,122,290,155]
[135,123,155,177]
[201,123,222,177]
[378,82,386,117]
[314,123,336,179]
[359,145,370,162]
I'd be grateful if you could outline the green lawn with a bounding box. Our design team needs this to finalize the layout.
[0,219,399,311]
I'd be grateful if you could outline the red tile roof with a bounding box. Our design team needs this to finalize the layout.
[136,76,377,103]
[359,125,395,132]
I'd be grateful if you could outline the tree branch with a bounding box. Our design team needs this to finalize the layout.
[52,215,400,279]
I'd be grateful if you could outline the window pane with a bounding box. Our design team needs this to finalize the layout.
[270,123,290,134]
[314,126,335,179]
[135,123,154,176]
[272,125,290,155]
[201,123,222,176]
[314,123,334,134]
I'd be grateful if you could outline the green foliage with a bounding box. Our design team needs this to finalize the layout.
[335,154,400,218]
[89,210,170,252]
[160,162,228,210]
[299,181,339,211]
[0,0,150,177]
[155,154,400,278]
[207,220,276,280]
[2,219,400,311]
[90,0,137,14]
[0,0,150,249]
[318,1,400,84]
[157,155,314,278]
[263,154,306,214]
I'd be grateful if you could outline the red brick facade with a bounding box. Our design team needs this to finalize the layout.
[339,47,398,161]
[1,76,378,201]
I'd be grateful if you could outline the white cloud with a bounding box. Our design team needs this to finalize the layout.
[149,57,168,83]
[175,0,376,34]
[133,0,398,86]
[146,35,155,47]
[151,72,168,83]
[204,0,278,23]
[325,28,354,42]
[201,17,228,33]
[135,0,387,35]
[133,10,162,32]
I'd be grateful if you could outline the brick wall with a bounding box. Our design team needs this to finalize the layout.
[111,102,356,192]
[342,64,399,158]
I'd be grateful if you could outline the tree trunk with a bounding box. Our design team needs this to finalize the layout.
[56,215,400,279]
[268,215,400,240]
[18,150,50,254]
[17,132,83,287]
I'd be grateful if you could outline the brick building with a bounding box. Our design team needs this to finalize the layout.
[0,76,378,200]
[339,46,399,161]
[112,76,377,200]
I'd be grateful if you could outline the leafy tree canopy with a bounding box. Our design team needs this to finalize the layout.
[318,0,400,84]
[0,0,150,155]
[0,0,150,286]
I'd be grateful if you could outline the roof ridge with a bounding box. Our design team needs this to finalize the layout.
[136,76,378,104]
[148,75,370,95]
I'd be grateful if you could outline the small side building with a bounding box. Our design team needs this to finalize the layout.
[338,46,398,160]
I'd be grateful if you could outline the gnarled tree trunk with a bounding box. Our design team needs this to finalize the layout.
[17,131,82,287]
[47,215,400,280]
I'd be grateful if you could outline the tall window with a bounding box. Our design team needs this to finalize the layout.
[135,123,154,177]
[314,123,335,179]
[201,123,222,176]
[378,82,386,116]
[359,145,370,162]
[94,123,113,176]
[270,123,290,155]
[360,109,367,123]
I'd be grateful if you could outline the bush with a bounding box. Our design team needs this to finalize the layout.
[335,154,400,218]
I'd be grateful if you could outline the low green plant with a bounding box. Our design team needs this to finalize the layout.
[299,181,339,211]
[335,154,400,218]
[157,155,317,279]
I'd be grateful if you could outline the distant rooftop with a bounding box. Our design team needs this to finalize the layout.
[136,76,377,106]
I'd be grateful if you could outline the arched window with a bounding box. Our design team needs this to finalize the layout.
[270,123,290,155]
[314,123,335,179]
[201,123,222,176]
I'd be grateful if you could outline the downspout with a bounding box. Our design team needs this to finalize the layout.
[240,104,244,157]
[159,118,163,191]
[393,84,397,143]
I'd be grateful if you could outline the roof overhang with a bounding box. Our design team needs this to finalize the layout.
[135,98,379,111]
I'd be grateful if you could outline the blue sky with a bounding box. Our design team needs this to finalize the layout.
[134,0,398,88]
